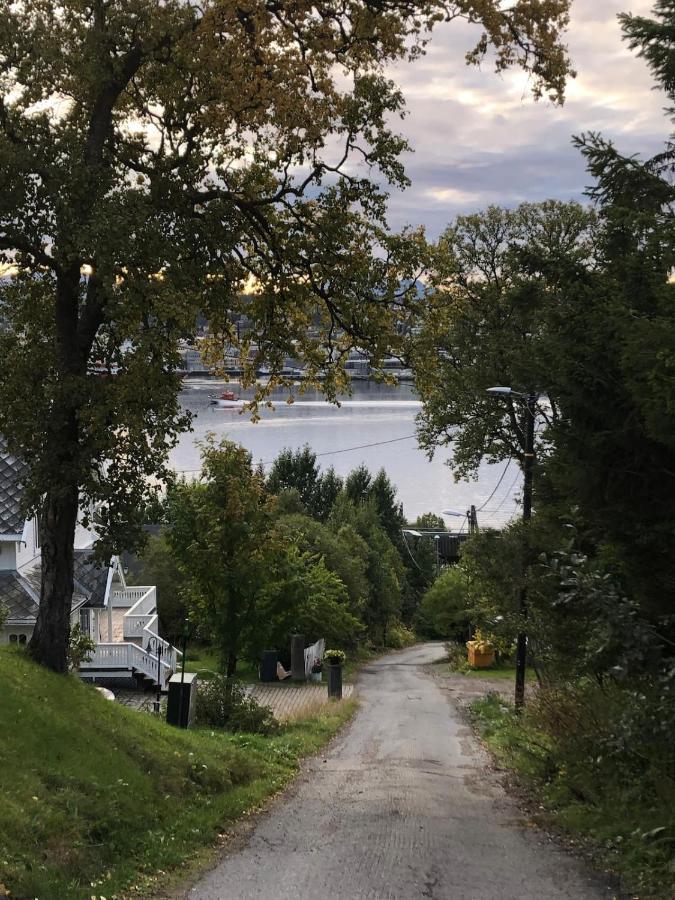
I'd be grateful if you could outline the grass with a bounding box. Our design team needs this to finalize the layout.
[469,692,675,899]
[182,647,259,683]
[460,664,537,680]
[0,646,355,900]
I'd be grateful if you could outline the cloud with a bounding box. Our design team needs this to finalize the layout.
[383,0,667,237]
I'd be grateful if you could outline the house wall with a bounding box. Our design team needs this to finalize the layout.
[0,541,17,571]
[1,607,85,645]
[1,624,32,645]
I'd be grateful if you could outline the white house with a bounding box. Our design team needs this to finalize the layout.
[0,437,178,688]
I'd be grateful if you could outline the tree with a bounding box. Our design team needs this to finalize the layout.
[0,0,573,671]
[167,440,282,677]
[266,446,321,514]
[416,566,471,640]
[330,496,403,643]
[276,512,370,617]
[266,447,343,521]
[314,467,344,522]
[401,513,444,620]
[413,201,597,479]
[134,532,188,644]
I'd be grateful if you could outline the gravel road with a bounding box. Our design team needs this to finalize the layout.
[184,643,615,900]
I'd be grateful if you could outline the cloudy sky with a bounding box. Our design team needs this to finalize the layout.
[383,0,667,238]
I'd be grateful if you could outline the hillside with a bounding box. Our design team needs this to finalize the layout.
[0,647,352,899]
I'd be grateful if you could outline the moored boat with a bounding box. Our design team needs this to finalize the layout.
[209,390,245,409]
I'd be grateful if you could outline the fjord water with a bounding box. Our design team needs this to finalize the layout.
[172,380,520,527]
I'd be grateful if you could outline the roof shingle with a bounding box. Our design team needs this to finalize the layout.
[0,572,39,623]
[0,437,27,536]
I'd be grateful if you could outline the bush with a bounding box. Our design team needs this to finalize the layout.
[194,676,279,735]
[385,620,417,649]
[416,566,472,640]
[67,624,96,670]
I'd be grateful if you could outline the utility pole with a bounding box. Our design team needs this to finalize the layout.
[514,393,536,711]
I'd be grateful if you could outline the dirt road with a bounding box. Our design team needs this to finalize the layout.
[184,643,614,900]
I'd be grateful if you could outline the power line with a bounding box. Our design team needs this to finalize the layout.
[262,433,417,466]
[175,433,419,474]
[475,459,512,512]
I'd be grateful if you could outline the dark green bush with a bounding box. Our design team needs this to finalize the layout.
[194,676,279,735]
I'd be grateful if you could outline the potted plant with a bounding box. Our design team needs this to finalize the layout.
[324,649,345,699]
[466,629,495,669]
[310,657,323,682]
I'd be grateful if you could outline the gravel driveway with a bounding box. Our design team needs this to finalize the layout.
[183,643,615,900]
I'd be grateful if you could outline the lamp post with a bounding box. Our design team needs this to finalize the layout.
[177,617,190,728]
[486,387,537,712]
[442,507,478,535]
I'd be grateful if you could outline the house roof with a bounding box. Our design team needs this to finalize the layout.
[73,550,110,609]
[0,437,27,537]
[0,572,39,624]
[13,550,111,625]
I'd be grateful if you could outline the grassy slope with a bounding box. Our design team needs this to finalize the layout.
[0,647,355,900]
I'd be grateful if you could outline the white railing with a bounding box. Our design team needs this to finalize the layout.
[82,641,174,690]
[112,585,154,608]
[120,587,156,639]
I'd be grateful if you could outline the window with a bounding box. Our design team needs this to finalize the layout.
[18,634,26,644]
[9,634,17,643]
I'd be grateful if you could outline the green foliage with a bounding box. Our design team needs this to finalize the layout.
[471,682,675,898]
[384,620,417,649]
[66,624,96,670]
[194,677,279,735]
[167,439,282,676]
[330,496,403,644]
[413,200,597,478]
[324,649,346,664]
[275,512,369,616]
[266,446,327,519]
[135,532,188,644]
[416,567,472,641]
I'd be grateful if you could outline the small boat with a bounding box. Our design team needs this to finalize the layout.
[209,390,245,409]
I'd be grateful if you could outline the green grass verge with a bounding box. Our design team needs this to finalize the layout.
[0,646,356,900]
[469,693,675,898]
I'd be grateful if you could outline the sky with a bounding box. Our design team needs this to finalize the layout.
[383,0,667,238]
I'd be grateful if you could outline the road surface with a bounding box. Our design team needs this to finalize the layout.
[185,643,614,900]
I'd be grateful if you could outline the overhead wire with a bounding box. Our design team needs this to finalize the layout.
[475,458,512,512]
[175,433,419,474]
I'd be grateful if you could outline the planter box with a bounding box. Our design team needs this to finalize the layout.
[466,643,495,669]
[310,672,323,683]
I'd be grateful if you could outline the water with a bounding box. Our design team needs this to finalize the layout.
[171,379,522,528]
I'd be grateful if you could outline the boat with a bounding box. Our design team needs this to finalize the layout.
[209,390,246,409]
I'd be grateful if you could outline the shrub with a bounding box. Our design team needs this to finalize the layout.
[416,566,472,640]
[67,624,96,670]
[194,676,279,735]
[386,620,417,649]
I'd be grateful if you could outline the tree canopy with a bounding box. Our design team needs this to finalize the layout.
[0,0,574,671]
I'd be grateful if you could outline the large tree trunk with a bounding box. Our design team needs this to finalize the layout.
[28,484,80,673]
[28,268,87,673]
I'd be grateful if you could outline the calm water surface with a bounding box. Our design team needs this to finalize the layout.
[172,380,521,528]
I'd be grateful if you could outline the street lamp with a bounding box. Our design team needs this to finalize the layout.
[486,386,538,712]
[441,507,478,534]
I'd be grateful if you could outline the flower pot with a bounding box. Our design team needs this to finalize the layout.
[310,672,322,683]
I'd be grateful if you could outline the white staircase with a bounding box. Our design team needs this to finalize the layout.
[80,586,180,690]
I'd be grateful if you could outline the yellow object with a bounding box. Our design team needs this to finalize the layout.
[466,640,495,669]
